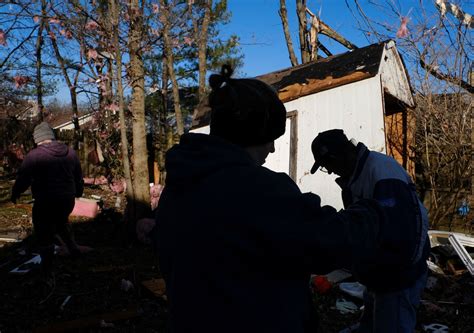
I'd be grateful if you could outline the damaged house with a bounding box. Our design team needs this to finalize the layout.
[192,40,415,209]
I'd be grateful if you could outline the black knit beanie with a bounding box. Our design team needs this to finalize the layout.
[33,122,55,144]
[208,65,286,147]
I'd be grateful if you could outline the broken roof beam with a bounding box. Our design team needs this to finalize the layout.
[305,8,358,50]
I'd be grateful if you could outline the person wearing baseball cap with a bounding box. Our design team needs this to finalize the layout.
[310,129,358,177]
[310,129,430,333]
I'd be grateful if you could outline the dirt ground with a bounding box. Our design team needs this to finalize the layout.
[0,181,473,333]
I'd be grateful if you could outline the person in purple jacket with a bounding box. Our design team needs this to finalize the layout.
[11,122,84,277]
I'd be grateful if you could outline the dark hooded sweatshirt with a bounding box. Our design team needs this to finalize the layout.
[12,141,83,201]
[155,133,387,333]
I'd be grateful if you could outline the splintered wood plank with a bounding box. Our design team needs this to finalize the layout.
[141,278,166,298]
[32,306,140,333]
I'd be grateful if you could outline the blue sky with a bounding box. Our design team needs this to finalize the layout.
[224,0,381,77]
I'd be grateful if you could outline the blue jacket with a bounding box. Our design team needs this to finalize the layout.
[155,133,387,333]
[337,143,429,292]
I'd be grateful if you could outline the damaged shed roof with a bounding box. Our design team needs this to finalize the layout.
[192,40,410,129]
[255,41,385,103]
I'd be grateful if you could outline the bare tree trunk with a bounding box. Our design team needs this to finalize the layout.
[159,55,169,185]
[161,0,184,135]
[296,0,309,64]
[129,0,150,220]
[98,2,115,118]
[193,0,212,102]
[110,0,134,211]
[35,1,46,121]
[278,0,298,66]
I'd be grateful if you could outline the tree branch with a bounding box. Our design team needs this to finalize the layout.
[420,51,474,93]
[278,0,298,66]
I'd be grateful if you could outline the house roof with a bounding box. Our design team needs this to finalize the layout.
[48,111,93,129]
[192,41,389,129]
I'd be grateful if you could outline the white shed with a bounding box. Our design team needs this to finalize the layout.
[191,40,415,209]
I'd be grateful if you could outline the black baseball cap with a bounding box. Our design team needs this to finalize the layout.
[310,129,350,174]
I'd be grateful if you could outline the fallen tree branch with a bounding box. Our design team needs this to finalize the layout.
[306,7,358,50]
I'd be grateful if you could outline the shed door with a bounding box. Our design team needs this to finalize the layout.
[263,111,297,181]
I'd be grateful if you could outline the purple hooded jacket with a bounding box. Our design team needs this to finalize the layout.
[12,141,84,201]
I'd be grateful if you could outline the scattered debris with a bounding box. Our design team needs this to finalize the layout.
[429,230,474,247]
[339,282,366,300]
[325,269,352,284]
[114,196,121,209]
[141,278,167,299]
[120,279,134,292]
[9,254,41,274]
[0,230,24,248]
[448,234,474,276]
[0,237,21,243]
[427,260,445,275]
[422,323,449,332]
[425,276,438,291]
[83,176,108,185]
[70,198,100,218]
[428,230,474,276]
[99,319,115,328]
[90,194,102,201]
[446,258,466,275]
[311,275,332,294]
[59,295,71,311]
[335,298,359,314]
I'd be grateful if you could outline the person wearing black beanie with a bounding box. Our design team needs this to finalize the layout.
[154,66,387,333]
